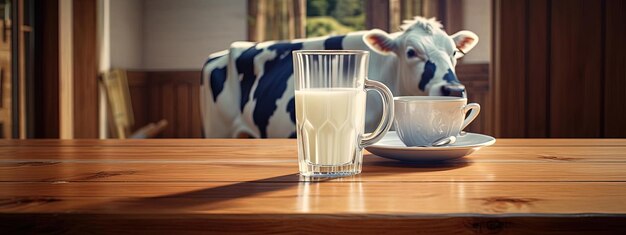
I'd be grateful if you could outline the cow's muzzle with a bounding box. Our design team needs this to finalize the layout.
[441,84,467,98]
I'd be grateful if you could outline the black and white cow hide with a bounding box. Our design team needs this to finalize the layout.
[200,17,479,138]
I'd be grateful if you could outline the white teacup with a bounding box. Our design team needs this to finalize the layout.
[394,96,480,147]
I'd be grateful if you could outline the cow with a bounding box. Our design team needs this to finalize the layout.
[200,17,479,138]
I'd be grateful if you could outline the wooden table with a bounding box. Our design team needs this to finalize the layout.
[1,139,626,234]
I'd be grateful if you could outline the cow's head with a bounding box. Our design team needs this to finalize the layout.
[363,17,478,97]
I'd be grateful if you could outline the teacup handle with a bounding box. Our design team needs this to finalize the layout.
[360,79,394,147]
[461,103,481,130]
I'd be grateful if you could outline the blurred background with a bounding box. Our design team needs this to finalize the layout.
[0,0,623,139]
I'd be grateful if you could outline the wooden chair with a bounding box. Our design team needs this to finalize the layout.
[100,69,167,139]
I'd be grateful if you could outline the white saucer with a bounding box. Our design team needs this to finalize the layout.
[365,131,496,162]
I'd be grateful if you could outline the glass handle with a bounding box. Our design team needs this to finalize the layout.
[361,79,394,147]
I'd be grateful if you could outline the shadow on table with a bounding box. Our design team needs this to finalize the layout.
[92,156,469,212]
[362,154,471,173]
[103,173,333,211]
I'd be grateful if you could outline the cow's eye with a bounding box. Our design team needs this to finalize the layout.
[406,48,420,59]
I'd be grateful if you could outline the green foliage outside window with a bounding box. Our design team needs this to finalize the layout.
[306,0,365,37]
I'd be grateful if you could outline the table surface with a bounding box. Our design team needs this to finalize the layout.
[1,139,626,234]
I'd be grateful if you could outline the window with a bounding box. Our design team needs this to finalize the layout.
[305,0,365,37]
[247,0,454,41]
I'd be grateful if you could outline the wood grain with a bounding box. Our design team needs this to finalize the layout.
[190,83,202,138]
[34,0,60,138]
[526,0,549,138]
[493,0,527,137]
[550,0,602,137]
[443,0,463,34]
[365,0,391,32]
[0,28,11,139]
[59,0,74,139]
[494,0,626,138]
[2,182,626,214]
[1,138,626,147]
[72,0,99,138]
[246,0,258,41]
[17,0,25,139]
[1,139,626,233]
[126,71,202,138]
[3,161,626,183]
[177,83,190,137]
[456,64,491,135]
[161,78,175,137]
[1,214,624,235]
[604,0,626,137]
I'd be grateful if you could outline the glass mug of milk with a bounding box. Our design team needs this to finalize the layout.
[293,50,394,177]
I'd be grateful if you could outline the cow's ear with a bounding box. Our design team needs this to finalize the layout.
[364,29,396,55]
[451,30,479,58]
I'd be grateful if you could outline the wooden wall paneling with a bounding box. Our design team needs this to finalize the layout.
[166,72,201,138]
[389,0,401,32]
[255,0,266,41]
[248,0,303,41]
[130,84,147,133]
[16,0,25,139]
[493,0,527,137]
[286,0,296,40]
[159,76,175,137]
[0,20,10,51]
[464,81,486,133]
[401,0,418,21]
[176,83,190,137]
[422,0,442,20]
[247,0,258,41]
[35,0,60,138]
[490,0,498,138]
[549,0,602,137]
[37,0,59,138]
[175,72,201,138]
[126,71,202,138]
[126,72,148,132]
[444,0,463,33]
[266,1,276,40]
[457,64,491,135]
[10,0,19,138]
[421,0,462,33]
[0,47,11,139]
[72,0,99,138]
[147,76,161,131]
[0,17,10,138]
[604,0,626,137]
[526,0,549,137]
[293,0,306,38]
[190,83,202,137]
[366,0,391,32]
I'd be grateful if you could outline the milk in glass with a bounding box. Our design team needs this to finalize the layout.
[295,88,366,165]
[293,50,393,177]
